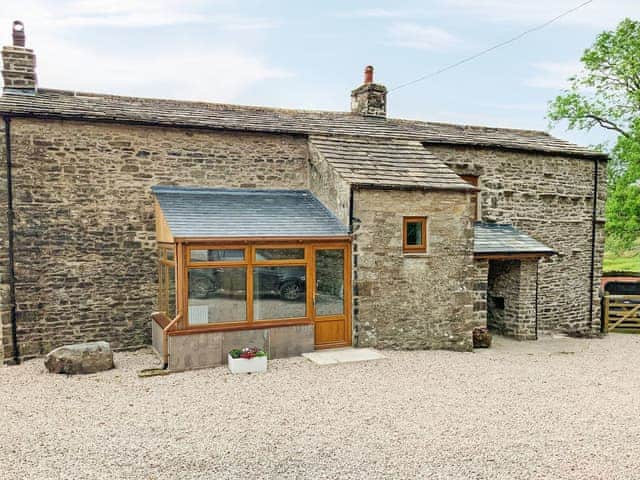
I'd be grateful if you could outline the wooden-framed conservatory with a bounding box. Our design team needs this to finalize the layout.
[151,186,352,370]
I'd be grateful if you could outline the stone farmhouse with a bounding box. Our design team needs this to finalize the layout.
[0,22,607,369]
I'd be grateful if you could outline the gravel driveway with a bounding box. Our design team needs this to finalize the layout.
[1,334,640,479]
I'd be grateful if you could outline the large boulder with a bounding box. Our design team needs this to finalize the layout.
[45,341,114,374]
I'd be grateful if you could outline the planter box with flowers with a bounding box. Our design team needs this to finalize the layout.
[227,347,268,374]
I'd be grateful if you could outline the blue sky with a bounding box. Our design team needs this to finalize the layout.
[1,0,639,148]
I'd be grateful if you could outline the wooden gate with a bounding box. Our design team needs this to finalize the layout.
[603,295,640,332]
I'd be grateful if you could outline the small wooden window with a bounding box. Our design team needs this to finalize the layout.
[403,217,427,253]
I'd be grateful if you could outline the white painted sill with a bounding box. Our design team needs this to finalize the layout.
[402,252,430,258]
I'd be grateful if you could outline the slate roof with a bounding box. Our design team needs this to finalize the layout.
[310,135,475,190]
[0,88,606,160]
[152,186,349,239]
[474,222,555,256]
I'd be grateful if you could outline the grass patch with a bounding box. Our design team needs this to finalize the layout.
[602,253,640,273]
[603,250,640,273]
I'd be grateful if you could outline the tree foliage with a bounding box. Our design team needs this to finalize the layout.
[605,129,640,249]
[548,18,640,250]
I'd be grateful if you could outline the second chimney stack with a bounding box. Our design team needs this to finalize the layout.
[351,65,387,118]
[2,21,37,92]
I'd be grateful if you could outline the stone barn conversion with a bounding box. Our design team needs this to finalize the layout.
[0,22,607,369]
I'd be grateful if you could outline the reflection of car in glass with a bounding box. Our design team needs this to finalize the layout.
[189,267,305,300]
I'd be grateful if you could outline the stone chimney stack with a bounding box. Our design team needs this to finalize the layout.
[350,65,387,118]
[2,21,37,92]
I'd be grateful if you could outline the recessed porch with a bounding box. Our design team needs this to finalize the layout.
[473,222,555,340]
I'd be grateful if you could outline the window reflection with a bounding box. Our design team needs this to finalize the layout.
[315,250,344,316]
[187,267,247,324]
[253,266,306,320]
[190,249,244,262]
[255,248,304,261]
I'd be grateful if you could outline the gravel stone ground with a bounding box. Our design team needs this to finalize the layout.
[1,334,640,480]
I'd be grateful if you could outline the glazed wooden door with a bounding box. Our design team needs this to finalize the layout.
[312,245,351,348]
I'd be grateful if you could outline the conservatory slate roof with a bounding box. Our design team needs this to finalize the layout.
[474,222,555,256]
[152,186,349,239]
[0,88,607,159]
[309,135,474,190]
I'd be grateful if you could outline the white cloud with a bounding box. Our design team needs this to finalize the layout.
[430,109,543,130]
[32,38,291,102]
[493,102,547,112]
[524,61,582,89]
[387,23,458,50]
[0,0,276,31]
[0,0,288,102]
[337,9,417,19]
[441,0,640,29]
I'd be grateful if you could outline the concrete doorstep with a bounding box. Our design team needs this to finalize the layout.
[302,347,385,365]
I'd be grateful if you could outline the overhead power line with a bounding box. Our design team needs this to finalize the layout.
[388,0,594,93]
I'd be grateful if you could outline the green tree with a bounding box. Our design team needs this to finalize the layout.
[548,18,640,250]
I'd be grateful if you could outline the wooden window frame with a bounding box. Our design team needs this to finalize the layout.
[157,244,176,316]
[403,217,428,254]
[178,240,349,331]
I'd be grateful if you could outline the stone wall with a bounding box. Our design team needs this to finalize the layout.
[471,258,489,328]
[1,118,310,360]
[487,259,537,340]
[487,260,518,333]
[166,324,314,371]
[428,145,606,335]
[352,187,475,351]
[350,83,387,118]
[516,260,539,339]
[1,46,37,90]
[308,142,351,225]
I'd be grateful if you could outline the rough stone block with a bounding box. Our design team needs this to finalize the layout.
[168,332,223,371]
[44,341,114,374]
[269,324,314,359]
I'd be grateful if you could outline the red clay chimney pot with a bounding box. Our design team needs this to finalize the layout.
[364,65,374,84]
[12,21,25,47]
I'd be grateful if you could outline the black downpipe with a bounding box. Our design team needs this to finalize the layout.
[4,116,19,364]
[349,187,359,346]
[588,159,599,331]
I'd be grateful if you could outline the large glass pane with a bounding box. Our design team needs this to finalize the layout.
[255,248,304,261]
[253,266,306,320]
[406,222,423,246]
[188,267,246,324]
[315,249,344,316]
[190,249,244,263]
[158,260,167,312]
[167,264,176,318]
[158,259,176,318]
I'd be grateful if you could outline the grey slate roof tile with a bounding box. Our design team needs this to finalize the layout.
[310,135,475,190]
[0,89,607,159]
[474,222,555,255]
[152,186,349,239]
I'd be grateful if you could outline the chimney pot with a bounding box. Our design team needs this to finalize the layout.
[364,65,374,84]
[12,21,25,47]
